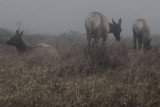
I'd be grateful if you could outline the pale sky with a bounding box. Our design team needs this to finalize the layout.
[0,0,160,36]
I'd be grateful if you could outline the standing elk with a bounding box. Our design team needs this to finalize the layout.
[85,11,122,48]
[132,19,151,50]
[6,29,58,54]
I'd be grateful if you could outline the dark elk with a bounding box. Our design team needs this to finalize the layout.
[6,30,27,52]
[85,11,122,48]
[132,19,151,50]
[6,29,58,54]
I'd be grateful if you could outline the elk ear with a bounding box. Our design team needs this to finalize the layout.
[16,29,19,35]
[112,18,116,24]
[119,18,122,25]
[19,31,23,37]
[150,38,152,42]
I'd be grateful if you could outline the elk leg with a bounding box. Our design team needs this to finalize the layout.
[133,32,137,49]
[103,35,107,47]
[92,31,100,47]
[87,34,91,49]
[138,36,142,50]
[93,37,100,47]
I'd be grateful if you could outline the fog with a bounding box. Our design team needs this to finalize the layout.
[0,0,160,36]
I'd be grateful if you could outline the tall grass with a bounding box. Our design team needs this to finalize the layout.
[0,30,160,106]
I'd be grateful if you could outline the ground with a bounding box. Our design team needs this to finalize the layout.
[0,32,160,107]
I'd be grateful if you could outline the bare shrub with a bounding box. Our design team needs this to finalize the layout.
[85,40,130,72]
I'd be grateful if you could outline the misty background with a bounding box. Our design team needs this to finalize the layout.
[0,0,160,36]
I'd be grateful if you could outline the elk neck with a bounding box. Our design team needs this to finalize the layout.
[16,41,28,52]
[109,23,114,34]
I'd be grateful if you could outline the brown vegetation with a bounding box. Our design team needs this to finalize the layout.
[0,33,160,106]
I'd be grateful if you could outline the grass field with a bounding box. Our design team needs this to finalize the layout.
[0,30,160,106]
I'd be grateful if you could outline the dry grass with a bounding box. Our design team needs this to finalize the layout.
[0,34,160,107]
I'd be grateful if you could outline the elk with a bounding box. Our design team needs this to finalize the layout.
[132,19,151,50]
[6,29,58,54]
[85,11,122,48]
